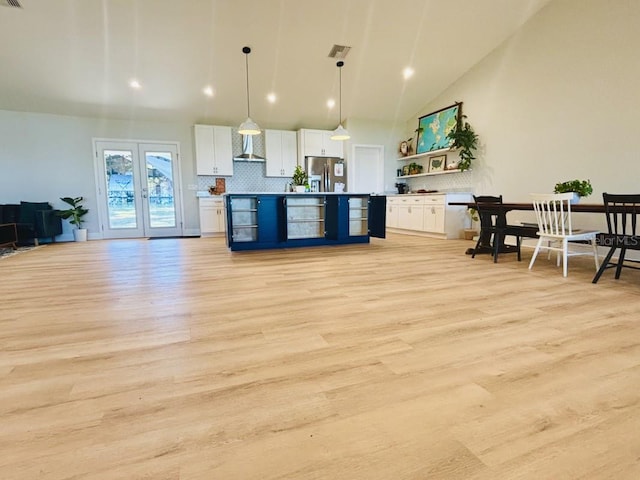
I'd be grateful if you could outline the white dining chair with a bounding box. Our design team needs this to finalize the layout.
[529,192,600,277]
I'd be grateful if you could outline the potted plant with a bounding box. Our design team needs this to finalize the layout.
[58,196,89,241]
[292,164,308,193]
[408,162,423,175]
[446,114,478,172]
[464,207,479,240]
[553,179,593,203]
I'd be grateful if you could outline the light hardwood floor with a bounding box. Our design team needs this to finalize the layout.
[2,234,640,479]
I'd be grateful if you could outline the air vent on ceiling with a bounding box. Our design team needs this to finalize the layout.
[328,44,351,59]
[0,0,22,7]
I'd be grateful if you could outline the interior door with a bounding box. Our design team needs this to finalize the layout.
[94,140,183,239]
[350,144,384,193]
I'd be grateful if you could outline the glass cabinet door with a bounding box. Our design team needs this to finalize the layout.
[348,196,369,236]
[286,196,325,239]
[229,196,258,242]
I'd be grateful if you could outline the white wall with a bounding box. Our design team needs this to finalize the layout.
[0,110,198,238]
[345,117,405,193]
[5,0,638,237]
[404,0,640,226]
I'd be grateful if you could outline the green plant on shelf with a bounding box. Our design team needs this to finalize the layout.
[408,162,423,175]
[446,114,478,172]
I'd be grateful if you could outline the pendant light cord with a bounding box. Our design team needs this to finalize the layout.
[337,61,344,125]
[331,60,349,140]
[339,64,342,124]
[243,46,252,118]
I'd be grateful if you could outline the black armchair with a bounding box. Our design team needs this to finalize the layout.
[0,202,63,246]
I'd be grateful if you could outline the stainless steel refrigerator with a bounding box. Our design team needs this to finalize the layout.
[305,157,347,193]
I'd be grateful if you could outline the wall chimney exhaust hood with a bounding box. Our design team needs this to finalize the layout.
[234,134,265,162]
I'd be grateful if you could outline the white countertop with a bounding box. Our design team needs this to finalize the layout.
[218,192,383,195]
[387,192,473,197]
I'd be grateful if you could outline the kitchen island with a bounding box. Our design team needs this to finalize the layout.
[224,193,386,251]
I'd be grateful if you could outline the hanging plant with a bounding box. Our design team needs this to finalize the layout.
[446,114,478,172]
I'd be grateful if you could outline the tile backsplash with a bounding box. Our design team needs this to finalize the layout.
[197,131,292,193]
[198,162,291,193]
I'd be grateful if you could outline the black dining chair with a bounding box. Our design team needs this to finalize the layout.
[592,193,640,283]
[472,195,537,263]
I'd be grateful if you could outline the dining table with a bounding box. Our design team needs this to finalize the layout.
[448,201,607,213]
[447,200,607,256]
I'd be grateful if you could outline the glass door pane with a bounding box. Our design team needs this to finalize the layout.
[348,196,368,236]
[138,143,182,237]
[104,149,139,230]
[229,196,258,242]
[143,151,176,228]
[286,195,325,239]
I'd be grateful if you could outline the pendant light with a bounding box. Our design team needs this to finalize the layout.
[331,60,350,141]
[238,46,260,135]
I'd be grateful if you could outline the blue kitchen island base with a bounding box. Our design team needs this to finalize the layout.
[224,193,386,251]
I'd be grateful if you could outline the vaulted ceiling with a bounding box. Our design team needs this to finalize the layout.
[0,0,551,130]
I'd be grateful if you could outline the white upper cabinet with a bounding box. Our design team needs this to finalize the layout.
[265,129,297,177]
[194,125,233,176]
[298,129,344,158]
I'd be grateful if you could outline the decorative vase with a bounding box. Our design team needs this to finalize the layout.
[295,185,306,193]
[570,192,580,204]
[73,228,88,242]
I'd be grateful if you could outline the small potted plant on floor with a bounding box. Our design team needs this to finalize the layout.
[292,165,308,193]
[553,179,593,203]
[58,196,89,241]
[464,207,479,240]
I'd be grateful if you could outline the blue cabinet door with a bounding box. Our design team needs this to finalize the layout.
[226,194,284,250]
[256,195,281,244]
[369,196,387,238]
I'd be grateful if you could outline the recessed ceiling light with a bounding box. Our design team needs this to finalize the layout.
[403,67,414,80]
[129,79,141,89]
[267,93,277,103]
[327,99,336,109]
[203,86,214,97]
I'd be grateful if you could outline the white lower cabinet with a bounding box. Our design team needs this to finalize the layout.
[423,204,445,233]
[423,196,445,233]
[386,193,471,239]
[386,198,400,228]
[397,196,424,231]
[199,197,226,236]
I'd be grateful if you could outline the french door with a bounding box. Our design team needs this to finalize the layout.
[94,140,183,239]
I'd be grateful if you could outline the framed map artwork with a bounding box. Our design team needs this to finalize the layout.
[429,155,446,173]
[416,102,461,154]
